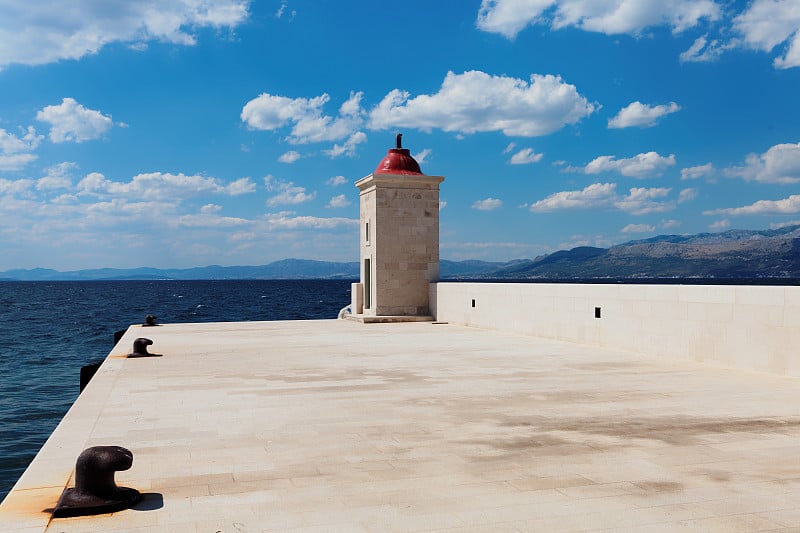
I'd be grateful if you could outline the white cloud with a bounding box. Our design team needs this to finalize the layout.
[324,131,367,158]
[439,200,448,209]
[530,182,618,212]
[51,193,78,205]
[242,93,332,131]
[509,147,544,164]
[37,162,77,190]
[680,34,734,63]
[676,2,800,69]
[291,92,364,143]
[0,126,42,170]
[78,172,255,200]
[274,2,297,21]
[678,187,697,203]
[368,70,595,137]
[0,126,42,153]
[558,234,613,250]
[0,167,364,269]
[226,177,257,195]
[770,220,800,229]
[264,175,316,207]
[0,178,34,195]
[326,194,351,208]
[530,183,676,214]
[705,194,800,216]
[583,151,676,178]
[0,0,250,69]
[278,150,301,164]
[261,211,357,230]
[608,101,680,128]
[622,223,655,233]
[726,142,800,184]
[0,153,37,171]
[681,163,714,180]
[414,148,432,165]
[476,0,556,39]
[503,142,517,154]
[441,241,541,250]
[710,219,731,229]
[616,187,674,215]
[76,172,106,192]
[177,213,249,228]
[661,219,682,228]
[476,0,720,39]
[36,98,115,143]
[472,198,503,211]
[326,175,348,187]
[733,0,800,69]
[776,37,800,70]
[200,204,222,214]
[242,91,366,154]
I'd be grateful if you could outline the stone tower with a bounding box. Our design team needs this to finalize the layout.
[351,134,444,321]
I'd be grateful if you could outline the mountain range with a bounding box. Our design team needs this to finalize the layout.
[3,225,800,281]
[490,224,800,280]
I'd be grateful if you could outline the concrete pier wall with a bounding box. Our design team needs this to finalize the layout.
[431,282,800,377]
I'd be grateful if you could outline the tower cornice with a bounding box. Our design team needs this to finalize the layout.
[355,173,445,193]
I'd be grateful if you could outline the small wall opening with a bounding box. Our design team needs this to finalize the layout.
[471,299,476,308]
[364,259,372,309]
[594,307,601,319]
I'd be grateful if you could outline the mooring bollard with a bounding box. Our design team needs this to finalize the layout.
[128,337,162,358]
[53,446,141,517]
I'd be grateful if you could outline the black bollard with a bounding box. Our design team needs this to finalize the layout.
[53,446,141,517]
[128,338,161,358]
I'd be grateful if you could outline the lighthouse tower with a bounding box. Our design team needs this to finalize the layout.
[351,134,445,321]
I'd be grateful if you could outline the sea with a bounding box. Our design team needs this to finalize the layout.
[0,279,353,501]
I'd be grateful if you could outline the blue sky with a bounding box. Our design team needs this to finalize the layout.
[2,0,800,270]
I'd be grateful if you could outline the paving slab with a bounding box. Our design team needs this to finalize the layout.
[2,319,800,532]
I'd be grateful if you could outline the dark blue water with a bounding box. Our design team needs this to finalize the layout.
[0,280,353,500]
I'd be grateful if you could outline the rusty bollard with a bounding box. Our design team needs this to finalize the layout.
[53,446,141,517]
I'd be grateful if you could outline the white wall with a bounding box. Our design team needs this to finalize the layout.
[431,282,800,377]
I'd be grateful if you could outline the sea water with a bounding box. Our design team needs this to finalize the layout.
[0,279,353,500]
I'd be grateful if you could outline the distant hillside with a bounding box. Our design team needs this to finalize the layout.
[4,226,800,281]
[440,259,516,278]
[491,225,800,279]
[0,259,518,281]
[0,259,360,281]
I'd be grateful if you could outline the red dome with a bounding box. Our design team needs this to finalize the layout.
[374,134,423,175]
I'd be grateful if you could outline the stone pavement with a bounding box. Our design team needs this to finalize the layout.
[2,319,800,532]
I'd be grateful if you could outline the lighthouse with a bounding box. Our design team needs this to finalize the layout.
[351,134,445,321]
